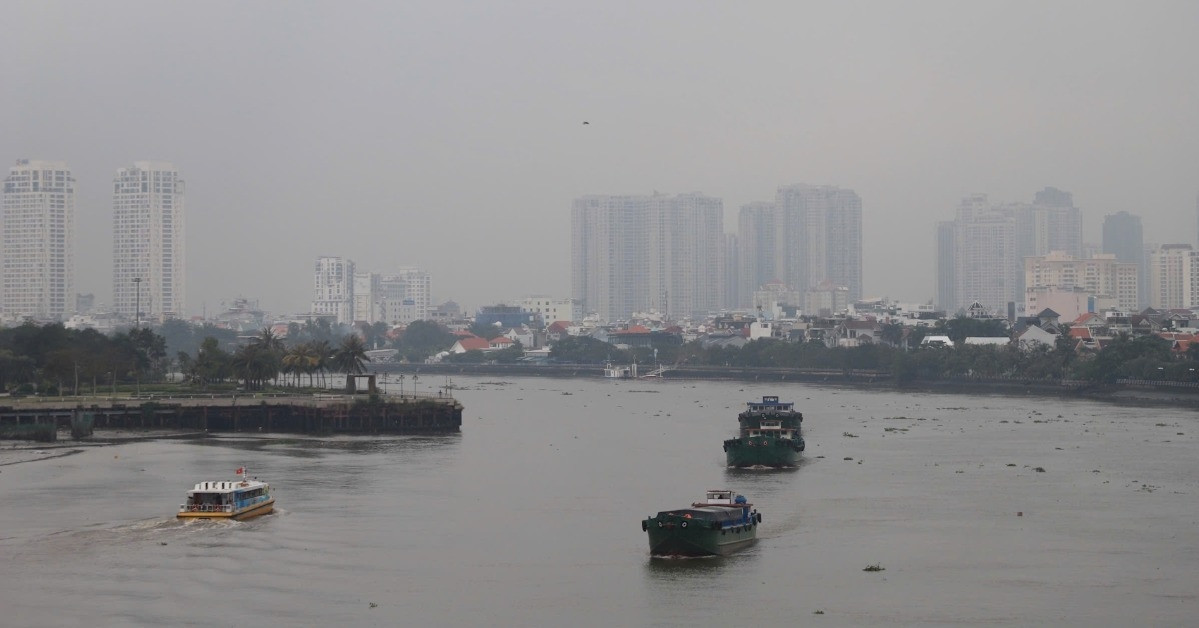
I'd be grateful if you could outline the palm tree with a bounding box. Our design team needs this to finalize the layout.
[282,342,320,388]
[332,335,370,376]
[232,344,276,391]
[312,339,333,387]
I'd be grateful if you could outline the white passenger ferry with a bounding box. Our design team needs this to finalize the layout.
[178,467,275,520]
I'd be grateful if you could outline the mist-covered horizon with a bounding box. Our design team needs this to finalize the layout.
[4,1,1197,316]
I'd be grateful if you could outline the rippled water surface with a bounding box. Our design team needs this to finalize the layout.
[2,377,1197,626]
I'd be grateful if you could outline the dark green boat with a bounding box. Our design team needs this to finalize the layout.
[723,396,804,468]
[642,490,761,557]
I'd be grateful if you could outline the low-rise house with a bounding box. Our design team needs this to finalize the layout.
[488,336,516,350]
[835,320,881,347]
[1014,323,1058,349]
[449,336,490,354]
[546,321,572,343]
[921,335,954,348]
[964,336,1011,346]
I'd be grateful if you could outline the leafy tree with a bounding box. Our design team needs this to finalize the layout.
[550,336,628,364]
[332,335,370,375]
[392,321,455,362]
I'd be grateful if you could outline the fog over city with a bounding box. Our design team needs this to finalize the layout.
[3,1,1197,316]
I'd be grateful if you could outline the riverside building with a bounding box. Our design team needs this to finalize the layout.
[2,160,75,320]
[112,162,185,321]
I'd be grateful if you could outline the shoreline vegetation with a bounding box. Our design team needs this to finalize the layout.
[375,362,1199,408]
[2,320,1198,417]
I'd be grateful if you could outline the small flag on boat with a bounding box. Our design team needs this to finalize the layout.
[236,467,245,475]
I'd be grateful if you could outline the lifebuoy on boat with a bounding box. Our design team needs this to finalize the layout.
[680,520,688,528]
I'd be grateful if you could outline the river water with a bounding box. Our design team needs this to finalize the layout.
[1,377,1197,627]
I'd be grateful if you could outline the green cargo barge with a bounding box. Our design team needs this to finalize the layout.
[642,490,761,557]
[723,396,804,468]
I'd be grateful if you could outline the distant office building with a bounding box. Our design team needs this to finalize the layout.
[572,192,722,322]
[312,256,355,324]
[935,220,956,312]
[1024,252,1138,313]
[2,160,75,320]
[720,233,739,311]
[1149,244,1196,309]
[737,202,778,308]
[379,268,431,324]
[351,271,381,323]
[517,296,581,325]
[776,184,863,299]
[735,185,862,307]
[751,279,802,319]
[475,305,537,329]
[112,162,185,321]
[938,188,1082,315]
[1102,211,1146,308]
[950,194,1018,315]
[75,293,95,315]
[803,280,849,318]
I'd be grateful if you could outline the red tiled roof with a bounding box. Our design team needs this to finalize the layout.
[1068,327,1092,339]
[455,337,490,351]
[490,337,514,345]
[614,325,651,334]
[547,321,571,333]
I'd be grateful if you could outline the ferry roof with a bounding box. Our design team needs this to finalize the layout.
[188,479,268,494]
[745,396,795,411]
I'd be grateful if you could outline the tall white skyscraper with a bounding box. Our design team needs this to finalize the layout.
[572,192,722,322]
[112,162,186,321]
[312,256,355,324]
[2,160,75,320]
[1149,244,1196,309]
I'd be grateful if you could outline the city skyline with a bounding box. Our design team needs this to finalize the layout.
[3,3,1198,316]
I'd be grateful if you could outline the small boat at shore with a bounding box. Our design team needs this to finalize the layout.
[177,467,274,520]
[641,490,761,557]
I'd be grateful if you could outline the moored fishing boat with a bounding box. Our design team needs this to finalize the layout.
[723,395,805,468]
[641,490,761,557]
[177,467,274,520]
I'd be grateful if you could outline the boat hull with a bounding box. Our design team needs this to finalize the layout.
[644,518,758,557]
[724,437,803,468]
[177,498,275,521]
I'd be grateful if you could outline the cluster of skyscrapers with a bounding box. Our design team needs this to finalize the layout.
[311,256,432,326]
[571,184,862,322]
[938,187,1199,318]
[2,159,184,322]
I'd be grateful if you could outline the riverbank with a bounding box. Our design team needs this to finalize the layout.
[372,362,1199,408]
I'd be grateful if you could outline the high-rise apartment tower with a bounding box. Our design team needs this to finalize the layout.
[113,162,186,321]
[2,160,75,320]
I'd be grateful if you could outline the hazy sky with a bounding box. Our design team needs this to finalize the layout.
[4,1,1197,316]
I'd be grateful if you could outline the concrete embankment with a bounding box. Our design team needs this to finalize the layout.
[373,363,1199,408]
[0,393,463,435]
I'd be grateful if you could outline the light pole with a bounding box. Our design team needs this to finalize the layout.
[133,277,142,328]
